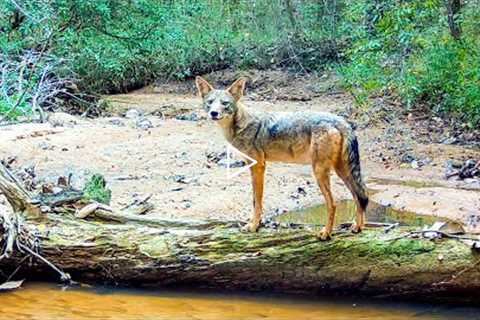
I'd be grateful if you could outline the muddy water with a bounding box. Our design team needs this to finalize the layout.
[275,200,440,227]
[1,282,478,320]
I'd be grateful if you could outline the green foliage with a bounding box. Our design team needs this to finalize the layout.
[0,95,31,120]
[339,0,480,125]
[1,0,479,124]
[0,51,70,121]
[401,41,480,125]
[83,174,112,205]
[1,0,338,95]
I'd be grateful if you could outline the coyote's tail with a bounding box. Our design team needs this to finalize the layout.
[343,130,369,210]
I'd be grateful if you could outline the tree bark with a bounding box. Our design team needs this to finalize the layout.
[1,164,480,303]
[446,0,462,40]
[0,164,41,217]
[284,0,297,32]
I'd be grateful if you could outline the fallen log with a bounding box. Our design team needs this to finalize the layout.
[1,164,480,303]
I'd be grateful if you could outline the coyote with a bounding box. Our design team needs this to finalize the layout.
[196,76,368,240]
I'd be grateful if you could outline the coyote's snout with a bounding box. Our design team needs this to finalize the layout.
[196,76,368,240]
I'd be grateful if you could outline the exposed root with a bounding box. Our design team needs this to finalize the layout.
[433,259,480,288]
[0,210,70,283]
[0,211,18,260]
[17,243,71,283]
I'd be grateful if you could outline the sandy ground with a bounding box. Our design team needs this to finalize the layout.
[1,86,479,232]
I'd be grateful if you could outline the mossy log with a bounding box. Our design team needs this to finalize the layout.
[1,165,480,303]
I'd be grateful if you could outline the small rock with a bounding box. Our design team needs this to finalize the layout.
[420,157,432,166]
[176,112,200,121]
[170,175,197,184]
[275,208,287,214]
[136,118,153,130]
[441,137,457,145]
[466,214,480,230]
[38,141,54,150]
[170,175,186,183]
[449,160,464,169]
[401,153,415,163]
[411,160,420,169]
[41,183,54,194]
[48,112,77,127]
[182,200,192,209]
[206,151,227,164]
[52,187,63,195]
[108,118,125,126]
[217,158,246,168]
[125,109,141,119]
[297,187,307,196]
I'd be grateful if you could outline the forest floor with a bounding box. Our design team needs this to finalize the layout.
[1,70,479,232]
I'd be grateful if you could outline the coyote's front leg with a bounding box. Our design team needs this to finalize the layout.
[242,161,266,232]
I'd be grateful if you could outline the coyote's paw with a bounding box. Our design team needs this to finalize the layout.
[351,224,364,234]
[317,228,332,241]
[241,222,260,233]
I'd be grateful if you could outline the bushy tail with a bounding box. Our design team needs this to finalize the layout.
[343,131,369,210]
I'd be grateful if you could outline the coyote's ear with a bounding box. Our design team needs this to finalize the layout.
[195,76,214,98]
[227,78,246,101]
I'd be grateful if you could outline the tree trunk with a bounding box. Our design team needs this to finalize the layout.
[1,164,480,303]
[284,0,297,32]
[446,0,462,40]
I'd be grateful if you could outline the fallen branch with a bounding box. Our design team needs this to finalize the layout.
[1,164,480,303]
[16,242,70,283]
[0,160,41,217]
[446,159,480,179]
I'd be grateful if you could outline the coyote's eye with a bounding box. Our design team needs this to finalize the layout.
[206,99,214,105]
[221,100,230,106]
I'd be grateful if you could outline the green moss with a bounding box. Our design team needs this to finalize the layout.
[139,236,174,258]
[83,174,112,205]
[369,238,435,256]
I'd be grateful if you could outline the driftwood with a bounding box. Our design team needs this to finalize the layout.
[1,164,480,303]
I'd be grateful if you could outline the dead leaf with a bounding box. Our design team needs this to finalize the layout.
[0,280,24,291]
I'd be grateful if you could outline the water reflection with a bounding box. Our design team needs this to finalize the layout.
[275,200,440,228]
[0,282,477,320]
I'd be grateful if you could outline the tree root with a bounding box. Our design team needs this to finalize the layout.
[0,210,70,283]
[0,211,18,260]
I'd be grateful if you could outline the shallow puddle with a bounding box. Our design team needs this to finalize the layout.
[275,200,440,227]
[368,177,444,189]
[0,282,478,320]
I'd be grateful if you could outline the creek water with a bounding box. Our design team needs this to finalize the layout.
[275,199,441,228]
[0,282,478,320]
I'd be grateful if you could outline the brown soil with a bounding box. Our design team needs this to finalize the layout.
[1,70,479,231]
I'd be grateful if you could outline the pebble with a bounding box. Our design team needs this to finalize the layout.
[136,118,153,130]
[125,109,141,119]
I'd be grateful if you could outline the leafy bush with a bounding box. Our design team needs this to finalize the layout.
[0,51,73,121]
[2,0,340,95]
[83,174,112,205]
[1,0,479,125]
[339,0,480,125]
[401,41,480,125]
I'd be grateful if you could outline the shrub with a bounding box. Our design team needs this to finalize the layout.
[338,0,480,126]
